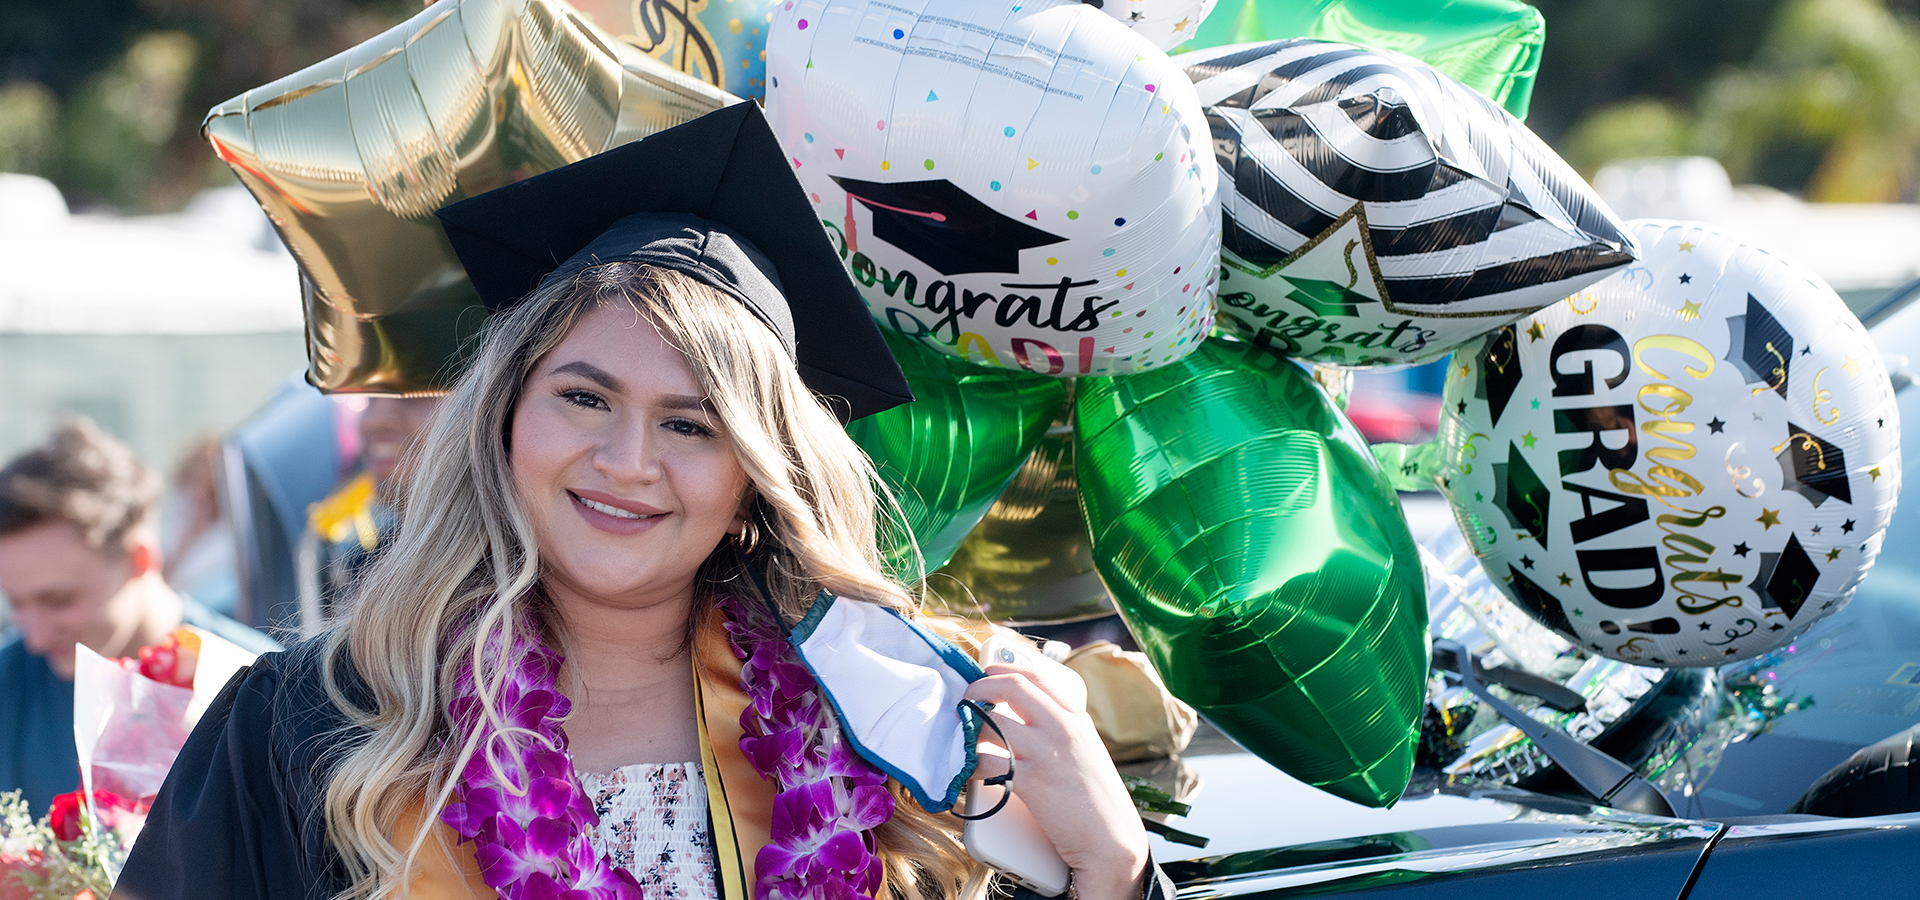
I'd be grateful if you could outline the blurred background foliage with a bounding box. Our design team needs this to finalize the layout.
[0,0,415,211]
[2,0,1920,210]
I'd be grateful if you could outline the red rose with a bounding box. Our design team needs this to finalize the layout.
[47,791,84,841]
[135,632,198,689]
[45,790,146,842]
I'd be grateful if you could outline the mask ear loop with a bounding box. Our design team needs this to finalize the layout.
[951,699,1014,820]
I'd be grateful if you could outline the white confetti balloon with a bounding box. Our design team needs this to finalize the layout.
[1438,220,1901,666]
[764,0,1219,377]
[1179,39,1637,367]
[1098,0,1219,51]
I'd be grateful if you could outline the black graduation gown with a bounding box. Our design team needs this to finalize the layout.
[112,641,365,900]
[112,641,1180,900]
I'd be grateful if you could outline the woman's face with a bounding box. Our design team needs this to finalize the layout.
[509,303,751,611]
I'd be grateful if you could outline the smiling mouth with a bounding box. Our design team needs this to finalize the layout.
[572,493,661,520]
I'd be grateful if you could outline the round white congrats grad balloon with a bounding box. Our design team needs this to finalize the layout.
[764,0,1219,377]
[1097,0,1220,52]
[1437,220,1901,666]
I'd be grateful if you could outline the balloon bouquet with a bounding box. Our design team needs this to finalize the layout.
[202,0,1900,812]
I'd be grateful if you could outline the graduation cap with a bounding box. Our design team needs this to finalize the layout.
[1278,274,1374,317]
[1505,566,1576,637]
[1775,424,1851,507]
[1724,294,1795,399]
[435,102,912,422]
[1492,442,1551,548]
[829,176,1066,276]
[1754,534,1820,619]
[1475,325,1522,429]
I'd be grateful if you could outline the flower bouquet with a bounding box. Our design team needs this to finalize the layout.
[0,628,259,899]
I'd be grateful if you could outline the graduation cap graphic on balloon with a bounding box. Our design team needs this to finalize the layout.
[1492,443,1551,547]
[1505,566,1576,636]
[1754,534,1821,618]
[1775,425,1851,507]
[1475,325,1523,429]
[1278,273,1375,318]
[1724,294,1796,399]
[830,177,1066,276]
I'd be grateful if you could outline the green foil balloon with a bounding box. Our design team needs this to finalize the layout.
[1184,0,1545,119]
[848,331,1067,578]
[1077,338,1428,807]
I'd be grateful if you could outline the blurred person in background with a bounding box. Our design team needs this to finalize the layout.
[0,418,278,816]
[292,396,439,632]
[159,437,239,616]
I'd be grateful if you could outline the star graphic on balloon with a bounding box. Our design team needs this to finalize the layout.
[1734,542,1751,556]
[1679,300,1702,322]
[1557,573,1572,586]
[1525,321,1544,342]
[1826,547,1842,561]
[1520,555,1535,569]
[1756,508,1782,529]
[1679,273,1691,284]
[1871,466,1884,481]
[1521,431,1537,448]
[1843,355,1862,377]
[1172,16,1190,32]
[1843,519,1857,533]
[1698,620,1711,631]
[1707,417,1726,433]
[1679,240,1695,251]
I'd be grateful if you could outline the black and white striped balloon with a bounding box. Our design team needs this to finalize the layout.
[1178,39,1638,367]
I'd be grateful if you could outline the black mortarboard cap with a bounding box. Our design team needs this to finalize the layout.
[435,102,912,421]
[829,176,1066,276]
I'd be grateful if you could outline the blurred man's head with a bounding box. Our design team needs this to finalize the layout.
[0,419,168,678]
[358,397,440,497]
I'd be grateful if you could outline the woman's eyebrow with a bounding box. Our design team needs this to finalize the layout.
[549,360,622,391]
[659,394,710,411]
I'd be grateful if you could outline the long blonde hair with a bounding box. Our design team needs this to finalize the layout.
[319,263,982,899]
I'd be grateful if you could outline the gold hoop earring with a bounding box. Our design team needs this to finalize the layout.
[734,516,762,555]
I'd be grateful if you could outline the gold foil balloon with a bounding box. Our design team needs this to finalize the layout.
[203,0,733,394]
[930,416,1119,625]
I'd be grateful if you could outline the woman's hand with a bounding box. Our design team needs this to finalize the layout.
[962,657,1149,900]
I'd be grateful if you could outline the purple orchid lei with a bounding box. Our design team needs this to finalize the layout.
[440,619,646,900]
[718,594,894,900]
[439,598,893,900]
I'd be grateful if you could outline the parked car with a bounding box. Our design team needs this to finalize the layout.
[1139,278,1920,897]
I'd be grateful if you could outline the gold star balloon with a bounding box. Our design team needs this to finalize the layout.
[203,0,734,394]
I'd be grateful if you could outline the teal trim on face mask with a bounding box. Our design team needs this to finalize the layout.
[774,588,987,813]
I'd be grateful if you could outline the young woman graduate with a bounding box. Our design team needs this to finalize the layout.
[112,103,1170,900]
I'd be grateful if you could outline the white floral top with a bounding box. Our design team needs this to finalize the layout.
[578,762,718,900]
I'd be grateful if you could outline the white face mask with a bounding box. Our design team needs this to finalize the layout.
[783,591,988,812]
